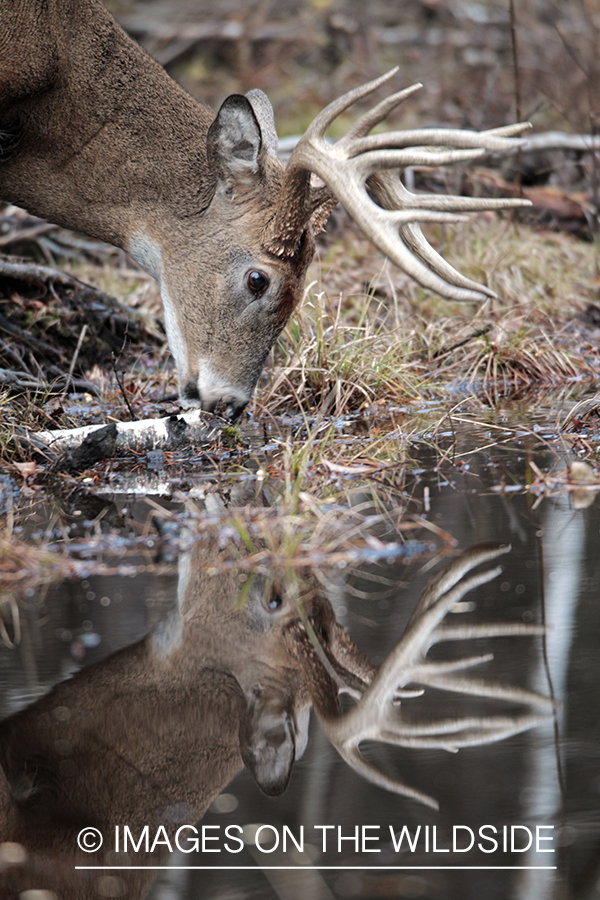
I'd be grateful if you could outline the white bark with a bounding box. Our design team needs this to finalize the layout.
[34,409,222,453]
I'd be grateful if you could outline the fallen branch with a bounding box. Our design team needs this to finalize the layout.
[31,409,225,454]
[512,132,600,154]
[0,258,111,295]
[0,367,99,395]
[0,257,163,377]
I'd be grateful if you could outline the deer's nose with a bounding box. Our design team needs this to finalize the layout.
[181,381,248,421]
[261,720,289,749]
[182,381,201,403]
[199,395,248,422]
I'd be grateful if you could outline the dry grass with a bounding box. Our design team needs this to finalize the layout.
[182,495,442,581]
[252,215,600,418]
[254,289,428,418]
[0,530,71,645]
[0,533,64,598]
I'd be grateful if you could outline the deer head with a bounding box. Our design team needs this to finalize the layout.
[158,73,531,418]
[149,90,318,419]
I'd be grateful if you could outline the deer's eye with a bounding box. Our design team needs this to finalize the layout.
[246,270,269,295]
[267,593,283,611]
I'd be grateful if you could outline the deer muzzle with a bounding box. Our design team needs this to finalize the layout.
[181,364,251,420]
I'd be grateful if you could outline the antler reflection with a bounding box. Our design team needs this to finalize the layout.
[306,544,553,809]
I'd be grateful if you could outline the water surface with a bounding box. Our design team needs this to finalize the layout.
[1,409,598,900]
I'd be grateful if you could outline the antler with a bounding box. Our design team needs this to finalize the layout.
[312,544,554,810]
[265,69,532,302]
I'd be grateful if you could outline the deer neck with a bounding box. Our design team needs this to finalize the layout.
[0,0,216,264]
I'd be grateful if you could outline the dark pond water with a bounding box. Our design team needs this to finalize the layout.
[0,410,598,900]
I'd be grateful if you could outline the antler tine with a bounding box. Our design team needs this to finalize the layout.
[341,745,440,809]
[436,716,549,748]
[381,713,547,740]
[408,544,510,622]
[422,675,555,710]
[407,652,496,678]
[317,563,502,739]
[368,156,531,295]
[370,172,529,212]
[366,566,503,705]
[265,69,408,255]
[299,67,401,147]
[318,198,493,302]
[368,168,524,298]
[433,623,546,642]
[350,146,489,175]
[343,83,424,142]
[346,127,531,157]
[484,123,533,138]
[314,546,553,807]
[386,714,550,751]
[399,222,496,297]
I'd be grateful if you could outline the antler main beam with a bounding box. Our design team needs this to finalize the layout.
[275,68,532,303]
[314,545,554,810]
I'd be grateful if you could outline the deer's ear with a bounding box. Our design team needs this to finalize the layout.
[293,706,311,760]
[240,699,296,797]
[207,95,263,190]
[245,89,279,160]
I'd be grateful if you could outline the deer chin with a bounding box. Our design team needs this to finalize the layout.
[179,362,250,420]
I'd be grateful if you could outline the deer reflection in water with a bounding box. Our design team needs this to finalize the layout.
[0,538,553,899]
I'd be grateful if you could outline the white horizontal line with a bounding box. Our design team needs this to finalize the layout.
[75,866,558,871]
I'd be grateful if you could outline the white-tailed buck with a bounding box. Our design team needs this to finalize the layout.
[0,1,531,418]
[0,543,551,899]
